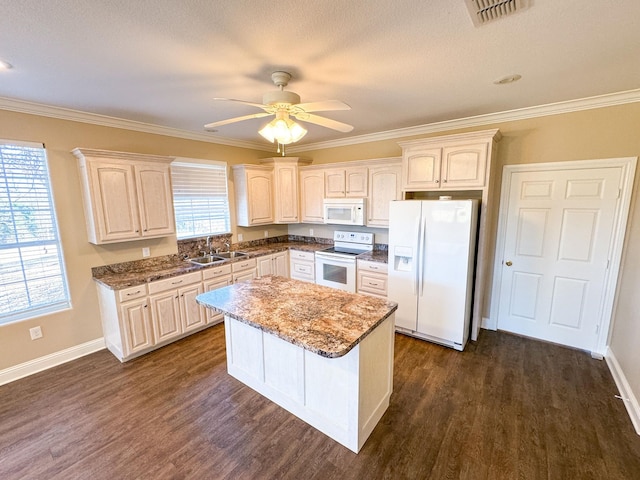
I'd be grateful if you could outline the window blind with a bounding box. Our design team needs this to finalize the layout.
[171,161,231,239]
[0,141,70,324]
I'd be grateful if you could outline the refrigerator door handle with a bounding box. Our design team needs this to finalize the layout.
[412,215,421,296]
[418,216,427,296]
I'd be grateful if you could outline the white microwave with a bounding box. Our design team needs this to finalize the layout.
[323,198,366,226]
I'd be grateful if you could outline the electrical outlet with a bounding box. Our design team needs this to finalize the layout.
[309,228,314,236]
[264,230,269,238]
[238,233,243,241]
[142,247,150,257]
[29,326,43,340]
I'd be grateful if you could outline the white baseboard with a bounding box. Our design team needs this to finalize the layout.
[605,347,640,435]
[0,337,105,387]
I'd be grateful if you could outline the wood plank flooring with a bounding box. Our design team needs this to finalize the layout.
[1,325,639,479]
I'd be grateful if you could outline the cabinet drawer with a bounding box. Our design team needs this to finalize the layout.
[291,261,315,282]
[148,271,202,295]
[290,249,315,262]
[357,271,388,297]
[232,257,257,272]
[118,284,148,303]
[202,263,232,280]
[357,260,388,274]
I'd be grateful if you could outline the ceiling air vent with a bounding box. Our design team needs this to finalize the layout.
[465,0,528,26]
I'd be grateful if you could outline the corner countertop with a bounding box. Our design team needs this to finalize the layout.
[92,242,332,290]
[196,275,397,358]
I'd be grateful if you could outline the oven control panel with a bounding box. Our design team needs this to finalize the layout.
[333,231,373,245]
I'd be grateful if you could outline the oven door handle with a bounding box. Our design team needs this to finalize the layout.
[315,253,356,264]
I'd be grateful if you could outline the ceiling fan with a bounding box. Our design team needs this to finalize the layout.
[204,71,354,145]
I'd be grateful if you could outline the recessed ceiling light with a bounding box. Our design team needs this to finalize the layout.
[494,74,522,85]
[0,60,13,70]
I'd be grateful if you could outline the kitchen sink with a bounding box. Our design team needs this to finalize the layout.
[215,251,247,259]
[188,255,226,266]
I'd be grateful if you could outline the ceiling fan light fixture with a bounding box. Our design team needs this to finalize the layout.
[258,111,307,145]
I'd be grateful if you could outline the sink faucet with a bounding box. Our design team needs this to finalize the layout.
[224,241,230,253]
[205,236,214,254]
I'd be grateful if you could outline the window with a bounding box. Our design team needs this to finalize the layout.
[0,140,70,324]
[171,159,231,239]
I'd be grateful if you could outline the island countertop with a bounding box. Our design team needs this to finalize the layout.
[196,275,397,358]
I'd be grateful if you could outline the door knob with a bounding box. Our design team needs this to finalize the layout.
[505,261,513,266]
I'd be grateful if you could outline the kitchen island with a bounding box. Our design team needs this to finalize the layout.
[196,275,397,453]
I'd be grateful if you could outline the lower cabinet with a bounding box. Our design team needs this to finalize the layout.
[257,251,289,277]
[232,257,258,283]
[202,264,232,325]
[357,260,389,298]
[119,296,154,356]
[289,250,315,283]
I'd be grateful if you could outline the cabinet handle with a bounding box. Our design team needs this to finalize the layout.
[144,304,148,308]
[435,180,439,184]
[171,280,183,285]
[369,266,378,270]
[126,290,142,296]
[443,179,448,183]
[175,295,179,299]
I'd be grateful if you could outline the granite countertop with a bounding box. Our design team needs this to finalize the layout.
[196,276,397,358]
[92,242,332,290]
[357,249,389,263]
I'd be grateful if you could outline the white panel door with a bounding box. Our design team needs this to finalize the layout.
[497,167,622,350]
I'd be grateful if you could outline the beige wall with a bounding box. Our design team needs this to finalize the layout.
[2,103,640,410]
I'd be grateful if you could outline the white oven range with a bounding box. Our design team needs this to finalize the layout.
[315,231,373,292]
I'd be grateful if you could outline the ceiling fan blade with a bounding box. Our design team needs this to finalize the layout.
[292,112,354,133]
[213,98,269,110]
[294,100,351,112]
[204,112,272,129]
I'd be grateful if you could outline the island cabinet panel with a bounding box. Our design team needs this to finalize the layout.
[222,314,395,453]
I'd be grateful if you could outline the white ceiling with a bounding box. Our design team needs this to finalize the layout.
[1,0,639,149]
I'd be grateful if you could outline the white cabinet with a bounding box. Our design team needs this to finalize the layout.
[232,165,274,226]
[73,148,175,244]
[257,251,289,277]
[357,260,389,299]
[202,264,232,325]
[289,250,315,283]
[232,257,258,283]
[324,166,368,198]
[299,168,325,223]
[119,295,154,356]
[367,160,402,227]
[259,157,312,224]
[400,134,493,191]
[148,271,206,342]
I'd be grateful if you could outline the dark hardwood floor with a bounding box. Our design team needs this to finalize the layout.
[1,324,639,479]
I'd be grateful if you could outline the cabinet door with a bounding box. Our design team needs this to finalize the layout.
[149,291,182,343]
[402,147,442,190]
[345,167,368,197]
[89,161,140,242]
[441,143,488,188]
[324,169,346,197]
[299,170,325,223]
[120,299,153,356]
[367,163,402,227]
[203,276,232,324]
[233,269,257,283]
[135,163,175,237]
[257,254,274,276]
[274,164,299,223]
[247,169,275,225]
[273,251,289,277]
[179,283,206,333]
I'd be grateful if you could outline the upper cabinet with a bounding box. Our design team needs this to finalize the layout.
[324,166,368,198]
[367,159,402,228]
[299,168,325,224]
[259,157,311,224]
[73,148,175,244]
[399,130,500,191]
[232,165,274,227]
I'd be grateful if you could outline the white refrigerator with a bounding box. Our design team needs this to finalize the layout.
[387,199,478,351]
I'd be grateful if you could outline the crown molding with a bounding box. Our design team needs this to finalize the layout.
[0,96,268,150]
[2,88,639,153]
[287,88,640,152]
